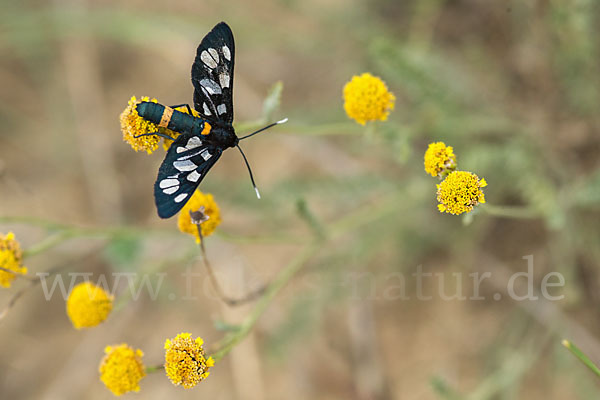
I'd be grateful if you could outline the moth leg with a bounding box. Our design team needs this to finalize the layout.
[170,103,194,115]
[134,132,175,141]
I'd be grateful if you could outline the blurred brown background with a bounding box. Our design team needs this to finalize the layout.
[1,0,600,399]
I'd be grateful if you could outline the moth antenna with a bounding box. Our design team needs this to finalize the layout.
[235,144,261,199]
[239,117,288,140]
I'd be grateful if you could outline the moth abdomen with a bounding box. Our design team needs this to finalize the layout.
[136,101,166,125]
[137,101,210,136]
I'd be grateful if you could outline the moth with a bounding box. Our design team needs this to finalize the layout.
[135,22,286,218]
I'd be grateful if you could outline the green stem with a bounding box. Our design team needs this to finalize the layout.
[210,242,320,362]
[481,204,541,219]
[0,216,173,236]
[0,216,66,230]
[0,266,37,282]
[328,191,402,238]
[145,365,164,374]
[1,215,304,255]
[562,339,600,378]
[215,231,304,245]
[23,230,77,258]
[430,376,465,400]
[296,198,327,240]
[209,191,402,362]
[112,245,198,313]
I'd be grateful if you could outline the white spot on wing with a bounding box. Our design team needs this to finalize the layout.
[187,170,202,182]
[219,72,230,88]
[200,50,217,69]
[174,193,189,203]
[200,78,221,95]
[203,103,211,115]
[176,147,186,153]
[163,186,179,195]
[222,45,231,61]
[208,48,219,63]
[200,149,212,161]
[173,160,197,171]
[159,178,179,189]
[186,136,202,150]
[217,104,227,115]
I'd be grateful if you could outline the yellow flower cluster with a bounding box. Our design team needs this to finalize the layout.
[424,142,487,215]
[0,232,27,288]
[424,142,457,177]
[343,73,395,125]
[164,332,214,389]
[66,282,113,329]
[177,191,222,243]
[97,334,214,395]
[120,96,162,154]
[99,344,146,396]
[437,171,487,215]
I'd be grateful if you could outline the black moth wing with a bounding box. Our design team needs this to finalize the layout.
[154,134,222,219]
[192,22,235,124]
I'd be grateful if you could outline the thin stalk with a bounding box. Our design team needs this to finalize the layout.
[1,215,303,253]
[209,190,403,361]
[482,204,542,219]
[563,339,600,378]
[209,242,320,362]
[145,365,165,374]
[196,224,265,307]
[23,230,77,258]
[0,266,38,282]
[112,246,198,313]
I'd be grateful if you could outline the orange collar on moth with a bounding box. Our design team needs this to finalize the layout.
[201,122,211,135]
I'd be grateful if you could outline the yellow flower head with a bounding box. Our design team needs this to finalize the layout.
[99,344,146,396]
[164,332,214,389]
[436,171,487,215]
[0,232,27,288]
[120,96,163,154]
[177,191,221,243]
[66,282,113,329]
[424,142,457,177]
[343,73,395,125]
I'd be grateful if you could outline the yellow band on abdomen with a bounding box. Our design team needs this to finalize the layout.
[159,107,174,128]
